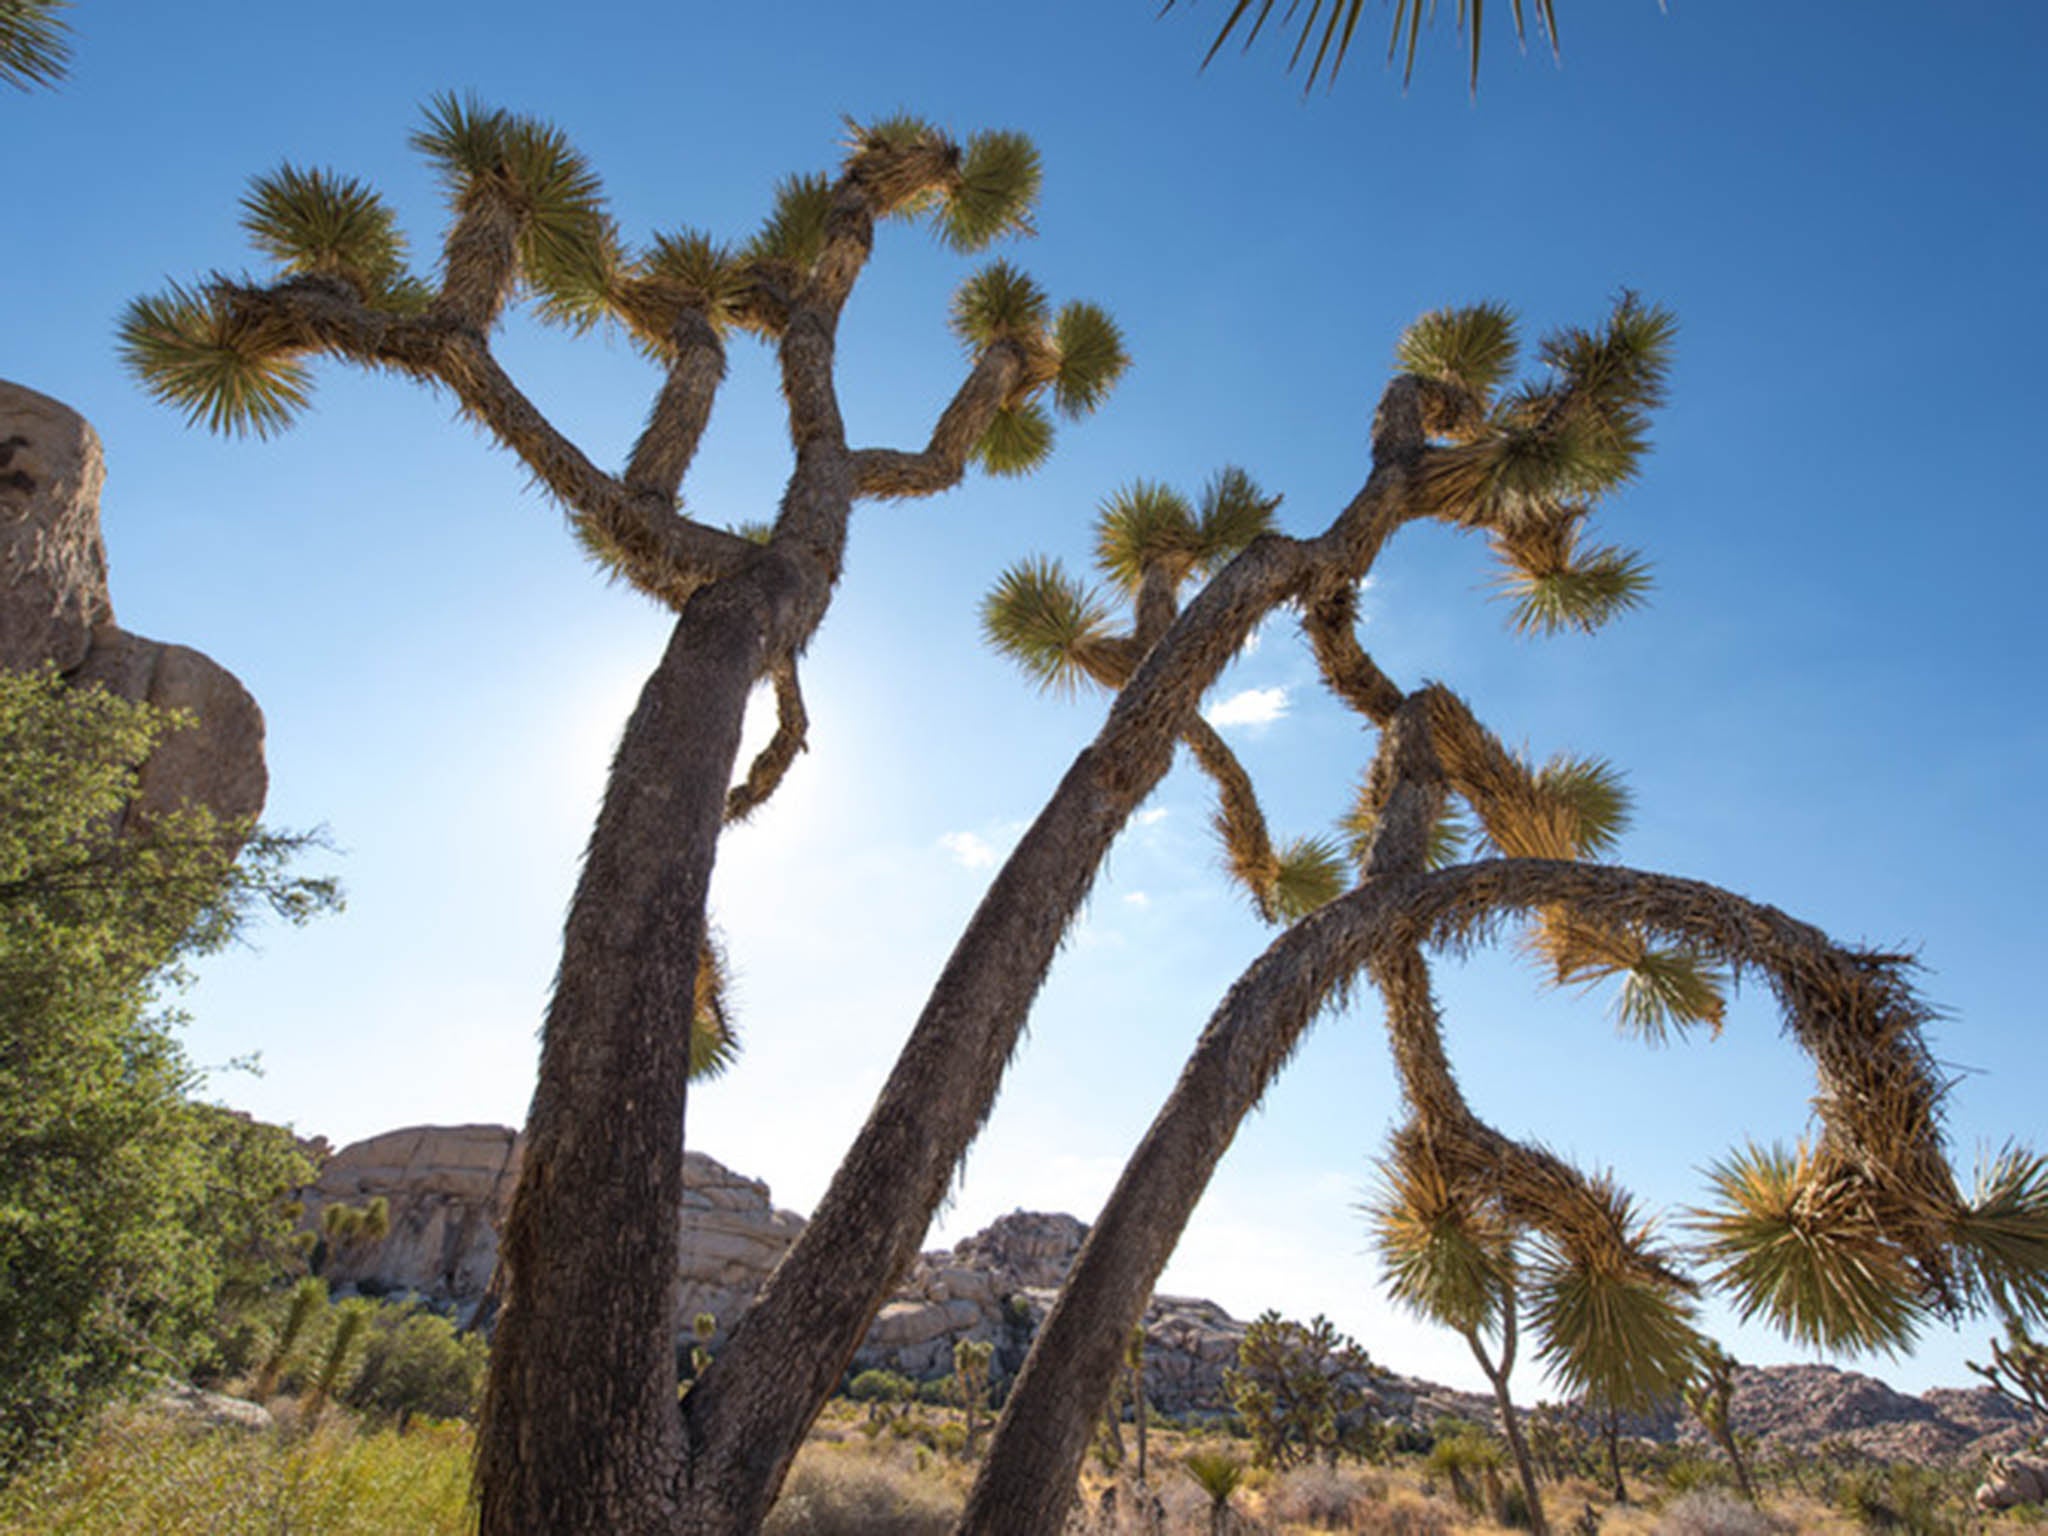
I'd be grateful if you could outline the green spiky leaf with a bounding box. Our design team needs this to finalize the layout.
[1954,1145,2048,1326]
[938,129,1040,252]
[1527,1246,1704,1414]
[980,557,1116,694]
[1499,545,1653,635]
[1365,1148,1513,1341]
[0,0,70,90]
[745,172,834,273]
[1094,480,1199,592]
[1532,753,1631,857]
[499,117,616,326]
[1614,946,1728,1042]
[971,400,1055,476]
[1270,835,1347,922]
[119,283,313,438]
[1194,466,1281,570]
[1396,303,1518,401]
[239,164,412,300]
[627,229,746,341]
[949,261,1050,351]
[1694,1143,1929,1356]
[1341,793,1469,873]
[410,92,513,192]
[1050,301,1128,420]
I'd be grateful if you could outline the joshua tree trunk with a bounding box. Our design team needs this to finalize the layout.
[1467,1307,1548,1536]
[1602,1407,1628,1504]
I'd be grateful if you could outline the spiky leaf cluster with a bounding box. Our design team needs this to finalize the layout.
[980,558,1117,694]
[939,130,1041,252]
[1397,302,1518,406]
[971,401,1055,477]
[118,283,313,438]
[951,269,1125,472]
[411,93,615,321]
[1051,302,1128,419]
[1952,1146,2048,1326]
[239,165,424,311]
[1094,471,1278,595]
[0,0,69,91]
[1498,541,1652,636]
[1341,798,1470,873]
[1171,0,1559,91]
[1269,836,1347,921]
[1693,1142,1928,1356]
[690,938,741,1082]
[1366,1143,1513,1340]
[745,172,833,274]
[620,229,748,346]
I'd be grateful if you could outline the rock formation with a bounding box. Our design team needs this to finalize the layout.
[0,380,266,830]
[298,1124,2045,1462]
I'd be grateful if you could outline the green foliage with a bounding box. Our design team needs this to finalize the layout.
[238,165,418,308]
[1269,836,1347,921]
[847,1369,914,1405]
[980,558,1117,695]
[1366,1148,1513,1342]
[1500,544,1654,635]
[345,1307,488,1424]
[0,0,70,91]
[255,1277,329,1400]
[1398,303,1519,402]
[949,261,1050,350]
[1181,1446,1244,1506]
[0,668,335,1473]
[1194,465,1282,563]
[1612,945,1729,1042]
[1094,481,1200,592]
[1050,302,1129,419]
[970,400,1055,476]
[1968,1316,2048,1431]
[1693,1141,1928,1356]
[117,282,314,438]
[938,130,1041,253]
[1172,0,1560,91]
[1528,753,1631,858]
[1223,1311,1379,1470]
[1953,1145,2048,1325]
[747,172,834,273]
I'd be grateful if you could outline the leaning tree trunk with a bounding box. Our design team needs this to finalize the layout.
[1472,1337,1548,1536]
[475,575,774,1536]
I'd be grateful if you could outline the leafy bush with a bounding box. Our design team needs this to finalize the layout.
[762,1452,958,1535]
[344,1307,487,1424]
[1223,1311,1380,1469]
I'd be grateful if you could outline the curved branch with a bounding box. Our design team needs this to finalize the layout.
[432,185,522,331]
[963,855,1954,1533]
[1303,577,1402,727]
[1180,714,1279,922]
[851,345,1025,499]
[623,309,726,503]
[723,661,808,824]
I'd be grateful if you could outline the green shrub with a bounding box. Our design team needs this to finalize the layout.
[344,1307,487,1425]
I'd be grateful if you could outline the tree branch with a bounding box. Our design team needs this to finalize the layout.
[723,661,807,824]
[850,345,1025,499]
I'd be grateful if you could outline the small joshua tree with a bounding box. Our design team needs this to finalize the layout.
[1685,1342,1758,1505]
[952,1337,995,1458]
[1222,1311,1379,1470]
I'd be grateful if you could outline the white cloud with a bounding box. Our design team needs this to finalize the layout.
[1204,685,1289,730]
[939,830,997,869]
[1134,807,1169,828]
[1123,890,1150,908]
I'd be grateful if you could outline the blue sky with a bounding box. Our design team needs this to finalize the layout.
[8,3,2046,1397]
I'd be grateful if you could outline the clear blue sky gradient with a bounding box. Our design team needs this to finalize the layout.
[7,3,2045,1395]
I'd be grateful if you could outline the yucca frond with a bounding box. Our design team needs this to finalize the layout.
[1953,1145,2048,1325]
[848,111,940,152]
[1527,1245,1703,1413]
[938,129,1040,252]
[971,400,1055,477]
[239,164,412,300]
[0,0,70,90]
[1094,480,1199,592]
[1396,303,1517,402]
[1270,835,1347,922]
[1531,754,1631,857]
[949,261,1050,351]
[980,557,1116,693]
[745,172,834,273]
[1693,1142,1929,1356]
[842,112,956,219]
[1498,545,1653,635]
[1171,0,1559,92]
[1194,466,1281,570]
[1542,294,1677,419]
[411,92,513,191]
[499,117,614,321]
[691,936,741,1082]
[118,282,313,438]
[1050,301,1128,420]
[1613,946,1729,1041]
[628,228,747,339]
[1366,1143,1513,1340]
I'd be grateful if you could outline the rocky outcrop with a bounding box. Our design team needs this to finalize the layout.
[0,380,266,830]
[297,1125,2048,1463]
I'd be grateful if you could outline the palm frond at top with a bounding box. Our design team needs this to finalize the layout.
[1269,835,1347,922]
[981,558,1117,694]
[950,261,1051,351]
[971,400,1055,477]
[118,282,314,439]
[624,229,748,344]
[1194,466,1282,569]
[1692,1141,1930,1357]
[1167,0,1560,92]
[1530,753,1631,857]
[0,0,72,91]
[744,172,834,275]
[1496,543,1652,636]
[1526,1241,1702,1414]
[1365,1142,1513,1340]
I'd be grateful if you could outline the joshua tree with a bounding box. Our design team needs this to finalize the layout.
[1684,1341,1757,1504]
[1181,1448,1244,1536]
[957,300,2048,1534]
[123,104,2048,1536]
[1222,1311,1379,1470]
[952,1338,995,1458]
[1364,1142,1551,1532]
[122,102,1124,1534]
